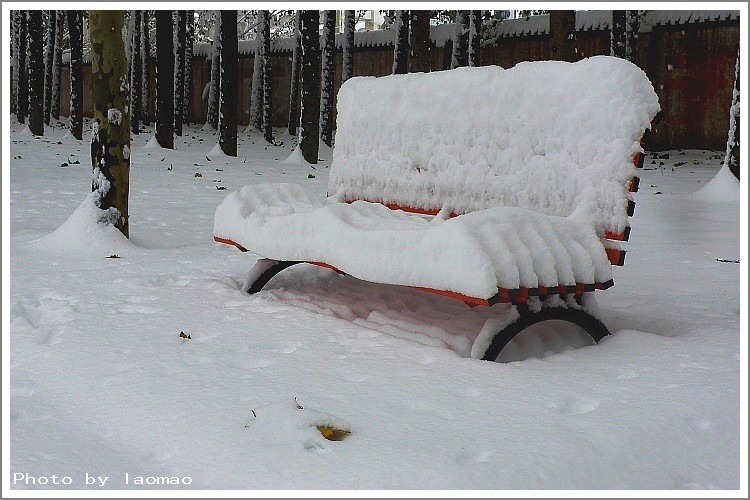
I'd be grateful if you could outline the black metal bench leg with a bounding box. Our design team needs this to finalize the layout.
[481,299,611,362]
[242,260,302,294]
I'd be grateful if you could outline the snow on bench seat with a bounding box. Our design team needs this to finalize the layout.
[214,184,613,301]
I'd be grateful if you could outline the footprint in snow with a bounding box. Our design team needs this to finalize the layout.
[456,448,493,464]
[553,395,600,416]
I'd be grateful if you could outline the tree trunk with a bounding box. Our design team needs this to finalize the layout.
[611,11,627,59]
[17,11,28,124]
[129,10,141,134]
[11,11,18,116]
[141,10,150,125]
[625,10,639,63]
[550,11,577,62]
[408,10,431,73]
[174,10,186,136]
[184,10,194,124]
[260,10,273,144]
[155,10,173,149]
[451,11,469,68]
[299,10,320,164]
[67,10,83,139]
[219,10,238,156]
[206,12,221,130]
[320,10,335,146]
[51,10,64,120]
[392,10,409,74]
[28,10,44,136]
[725,49,740,180]
[44,10,56,125]
[468,10,482,67]
[342,10,355,81]
[288,10,301,136]
[90,10,131,238]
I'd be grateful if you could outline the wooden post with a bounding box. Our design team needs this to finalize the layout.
[409,10,431,73]
[549,10,576,62]
[219,10,238,156]
[89,10,131,238]
[155,10,173,149]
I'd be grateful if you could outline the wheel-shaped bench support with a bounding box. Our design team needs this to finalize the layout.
[241,260,611,362]
[480,302,611,361]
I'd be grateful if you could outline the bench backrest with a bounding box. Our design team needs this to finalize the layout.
[329,56,660,237]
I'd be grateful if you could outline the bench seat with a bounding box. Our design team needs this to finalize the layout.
[214,183,614,303]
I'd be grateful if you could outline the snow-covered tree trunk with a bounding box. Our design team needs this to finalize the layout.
[174,10,186,137]
[28,10,44,136]
[129,10,142,134]
[550,10,576,62]
[260,10,273,144]
[50,10,64,120]
[342,10,355,82]
[451,11,469,69]
[11,11,18,116]
[725,50,740,180]
[67,10,83,139]
[288,10,301,136]
[141,10,150,125]
[184,10,194,125]
[625,10,639,63]
[155,10,174,149]
[90,10,131,238]
[611,11,627,59]
[44,10,56,126]
[206,12,221,130]
[250,12,266,133]
[408,10,431,73]
[17,11,28,124]
[219,10,238,156]
[299,10,320,164]
[392,10,409,74]
[468,10,482,67]
[320,10,335,146]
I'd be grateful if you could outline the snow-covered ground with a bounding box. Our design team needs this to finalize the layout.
[8,119,741,489]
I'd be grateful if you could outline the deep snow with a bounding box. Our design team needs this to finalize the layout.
[8,119,741,489]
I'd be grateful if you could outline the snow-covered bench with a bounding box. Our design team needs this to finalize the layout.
[214,56,660,361]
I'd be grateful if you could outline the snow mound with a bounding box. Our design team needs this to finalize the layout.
[281,145,311,166]
[243,399,351,452]
[58,130,81,144]
[207,142,228,158]
[142,133,162,150]
[214,183,613,299]
[331,56,660,235]
[692,166,740,203]
[16,125,37,140]
[34,193,133,257]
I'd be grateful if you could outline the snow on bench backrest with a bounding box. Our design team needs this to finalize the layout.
[329,56,660,235]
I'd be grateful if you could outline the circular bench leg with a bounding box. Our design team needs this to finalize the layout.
[481,301,611,362]
[242,260,302,294]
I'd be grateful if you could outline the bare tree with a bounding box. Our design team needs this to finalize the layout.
[28,10,44,136]
[206,11,221,130]
[408,10,431,73]
[155,10,174,148]
[392,10,409,74]
[219,10,238,156]
[299,10,320,164]
[130,10,142,134]
[51,10,64,120]
[260,10,273,144]
[611,11,627,59]
[17,11,28,124]
[468,10,482,67]
[44,10,56,125]
[90,10,131,238]
[67,10,83,139]
[725,49,740,180]
[288,10,301,135]
[550,11,576,62]
[342,10,356,82]
[11,11,18,116]
[141,10,151,125]
[451,11,469,68]
[320,10,336,146]
[174,10,186,136]
[184,10,194,124]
